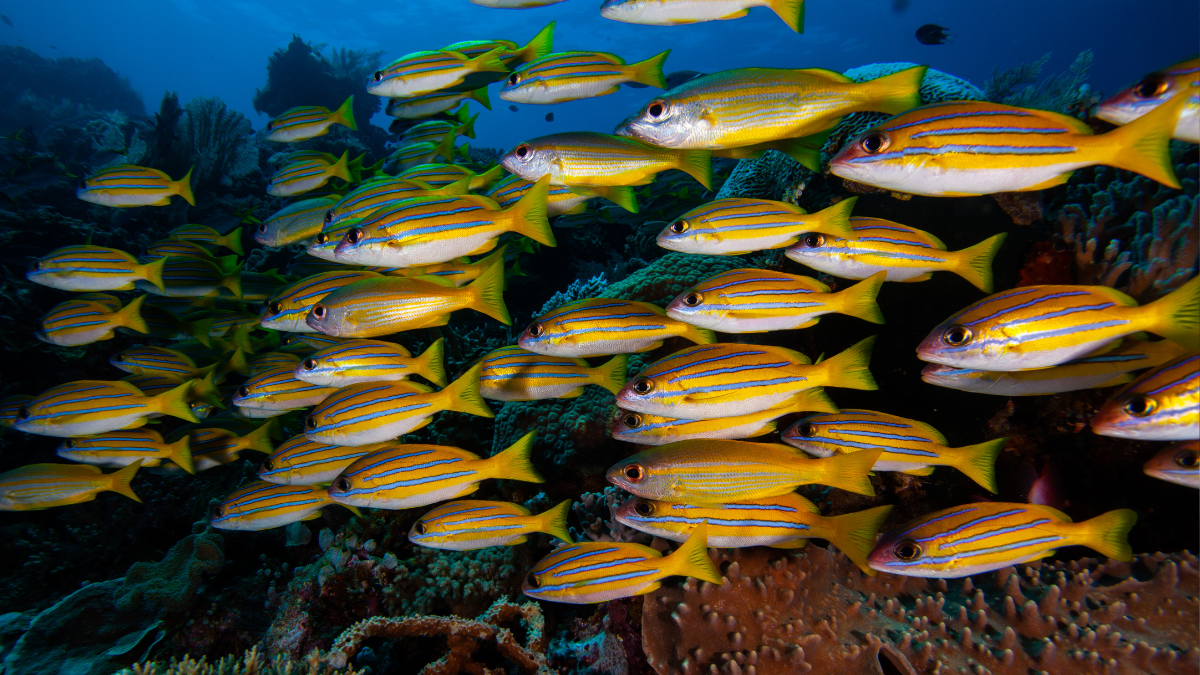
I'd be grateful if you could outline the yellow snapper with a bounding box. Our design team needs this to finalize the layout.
[614,66,925,149]
[607,440,880,500]
[0,396,33,428]
[500,50,670,104]
[209,481,359,531]
[920,338,1189,396]
[478,346,628,401]
[1090,352,1198,441]
[1143,441,1199,489]
[55,429,194,474]
[600,0,805,32]
[135,256,242,298]
[385,135,462,172]
[396,163,504,191]
[123,372,222,417]
[386,89,490,119]
[167,224,244,255]
[409,499,573,550]
[916,278,1199,371]
[485,174,638,215]
[442,22,555,68]
[332,178,554,268]
[1097,57,1199,144]
[27,245,166,292]
[400,118,476,146]
[265,96,357,143]
[261,271,383,332]
[304,363,493,446]
[304,263,510,338]
[782,410,1005,492]
[325,176,469,230]
[327,431,540,508]
[109,346,219,381]
[76,164,194,207]
[253,354,308,379]
[232,366,339,411]
[500,132,712,189]
[258,435,393,485]
[615,494,892,574]
[255,197,340,247]
[177,422,277,472]
[829,95,1189,196]
[785,218,1007,293]
[36,293,148,347]
[522,522,721,604]
[294,338,448,388]
[143,240,220,265]
[656,197,857,255]
[266,150,352,197]
[13,380,197,437]
[617,337,876,419]
[366,49,508,98]
[666,269,885,332]
[518,298,715,358]
[0,461,142,510]
[611,387,838,445]
[868,503,1136,578]
[386,246,506,287]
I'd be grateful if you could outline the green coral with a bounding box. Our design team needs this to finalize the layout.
[122,647,360,675]
[597,252,746,307]
[383,545,520,617]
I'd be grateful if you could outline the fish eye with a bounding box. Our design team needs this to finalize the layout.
[631,378,653,395]
[324,210,334,224]
[514,144,531,159]
[860,132,889,155]
[63,440,74,449]
[266,121,274,131]
[1175,450,1200,469]
[113,353,125,361]
[1134,76,1169,99]
[507,73,520,86]
[526,321,544,338]
[623,463,645,483]
[16,407,28,421]
[669,219,688,234]
[682,292,703,307]
[373,70,383,82]
[335,477,350,491]
[302,358,318,371]
[315,232,328,245]
[647,100,666,118]
[941,325,972,347]
[413,521,427,535]
[212,505,225,518]
[268,302,282,315]
[312,305,327,320]
[804,233,825,248]
[526,572,541,588]
[236,386,250,398]
[1122,395,1156,417]
[257,222,268,234]
[29,260,41,271]
[622,413,642,429]
[893,539,922,561]
[345,228,363,245]
[262,459,274,471]
[304,415,317,430]
[634,500,654,517]
[797,422,818,438]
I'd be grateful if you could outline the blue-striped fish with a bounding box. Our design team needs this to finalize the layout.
[110,346,218,380]
[485,173,639,215]
[367,49,508,98]
[232,366,339,411]
[786,218,1007,292]
[519,298,715,358]
[325,177,468,231]
[386,246,504,287]
[180,421,277,471]
[868,503,1136,578]
[600,0,805,32]
[666,269,884,332]
[501,50,669,104]
[657,198,856,255]
[267,151,352,197]
[830,96,1189,196]
[261,271,383,332]
[305,262,510,338]
[132,300,215,345]
[56,429,194,474]
[37,294,148,346]
[294,338,447,388]
[501,132,712,189]
[0,461,142,510]
[250,351,302,376]
[258,435,393,485]
[145,238,222,263]
[122,373,220,418]
[472,0,567,6]
[1143,441,1199,489]
[13,379,197,437]
[304,364,492,446]
[443,22,555,67]
[611,388,837,445]
[28,245,166,292]
[327,431,540,508]
[135,256,242,298]
[617,337,876,419]
[920,338,1190,396]
[386,88,491,119]
[266,96,357,143]
[333,179,554,267]
[235,406,290,419]
[782,410,1004,492]
[209,481,359,531]
[306,221,362,262]
[1097,57,1200,144]
[76,164,194,207]
[615,495,892,573]
[410,499,573,550]
[0,396,33,428]
[255,197,340,247]
[400,118,476,145]
[396,163,504,192]
[615,67,925,149]
[1090,352,1198,441]
[290,333,352,352]
[384,135,461,173]
[522,522,720,604]
[209,312,261,338]
[478,346,627,401]
[167,224,244,255]
[607,439,880,500]
[916,278,1199,371]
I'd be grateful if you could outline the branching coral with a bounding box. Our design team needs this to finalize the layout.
[538,274,609,316]
[178,97,258,192]
[597,253,745,307]
[123,646,359,675]
[570,488,652,545]
[986,51,1096,116]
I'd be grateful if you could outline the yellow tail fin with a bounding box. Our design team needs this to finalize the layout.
[471,164,505,191]
[165,436,195,475]
[772,131,829,171]
[950,232,1007,293]
[415,338,449,387]
[1105,90,1187,189]
[675,149,713,189]
[806,449,880,496]
[432,176,472,197]
[488,431,544,483]
[220,227,244,256]
[680,323,716,346]
[155,380,199,423]
[458,114,478,140]
[767,0,805,32]
[863,66,927,116]
[810,196,857,240]
[329,150,352,182]
[441,362,495,419]
[140,256,167,293]
[1142,276,1199,351]
[431,133,456,164]
[630,50,670,88]
[469,86,492,111]
[593,354,629,395]
[243,419,278,455]
[537,499,574,543]
[822,505,893,574]
[115,294,149,335]
[945,437,1006,493]
[1079,508,1137,562]
[188,317,215,348]
[466,253,511,325]
[664,521,722,584]
[470,47,509,74]
[334,95,357,131]
[785,386,839,414]
[812,336,878,391]
[107,459,143,503]
[589,185,639,213]
[221,270,243,299]
[507,175,555,247]
[517,22,555,64]
[174,167,195,206]
[834,271,885,324]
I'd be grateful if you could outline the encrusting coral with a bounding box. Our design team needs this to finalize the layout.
[122,646,360,675]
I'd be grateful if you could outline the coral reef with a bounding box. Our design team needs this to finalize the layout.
[253,37,383,133]
[538,274,610,316]
[124,647,360,675]
[0,45,144,133]
[177,97,259,193]
[598,253,745,307]
[570,488,653,545]
[985,50,1096,116]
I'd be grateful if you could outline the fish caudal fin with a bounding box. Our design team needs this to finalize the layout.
[441,362,495,419]
[329,151,353,183]
[1142,276,1200,351]
[1104,91,1188,189]
[244,419,278,455]
[823,505,893,574]
[863,66,927,116]
[946,437,1006,493]
[107,459,143,503]
[950,232,1007,293]
[471,47,509,74]
[537,499,574,543]
[165,436,195,475]
[472,164,505,191]
[774,131,829,171]
[466,252,511,325]
[175,167,195,206]
[156,380,199,423]
[813,196,857,240]
[590,185,639,213]
[416,338,449,387]
[189,317,215,348]
[221,227,244,256]
[489,431,544,483]
[1079,508,1137,562]
[459,114,478,140]
[593,354,629,395]
[437,176,473,196]
[140,256,167,293]
[115,294,149,335]
[835,271,886,324]
[681,323,717,346]
[470,86,492,111]
[630,50,670,88]
[676,149,713,190]
[664,522,723,584]
[788,386,839,414]
[811,449,880,496]
[814,335,878,391]
[222,270,243,300]
[767,0,805,32]
[518,21,555,64]
[335,95,357,131]
[508,176,556,247]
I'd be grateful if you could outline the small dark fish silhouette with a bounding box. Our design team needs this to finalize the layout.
[545,113,554,122]
[892,0,909,10]
[49,45,57,49]
[628,70,705,89]
[915,24,950,45]
[1,15,12,27]
[508,105,519,112]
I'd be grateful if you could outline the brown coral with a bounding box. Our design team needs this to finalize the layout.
[642,544,1199,675]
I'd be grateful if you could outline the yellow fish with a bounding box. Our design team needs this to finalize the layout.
[13,380,197,437]
[76,165,194,207]
[478,346,628,401]
[37,294,149,347]
[409,499,573,550]
[0,461,142,510]
[210,481,360,531]
[266,96,357,143]
[500,132,712,189]
[55,429,194,474]
[27,246,166,292]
